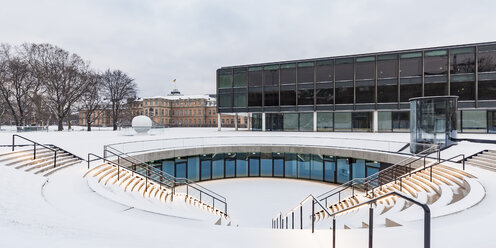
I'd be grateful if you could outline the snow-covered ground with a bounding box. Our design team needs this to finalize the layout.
[0,127,496,247]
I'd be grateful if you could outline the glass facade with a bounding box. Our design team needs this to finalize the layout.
[157,152,387,184]
[219,42,496,133]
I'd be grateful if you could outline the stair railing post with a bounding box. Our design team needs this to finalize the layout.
[87,154,90,169]
[286,216,288,229]
[332,217,336,248]
[33,143,36,160]
[430,167,433,182]
[462,154,465,170]
[292,211,294,229]
[12,135,15,151]
[54,150,57,168]
[312,199,315,233]
[369,204,374,248]
[437,148,440,163]
[300,205,303,230]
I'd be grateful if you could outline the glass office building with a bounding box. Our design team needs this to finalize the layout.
[217,42,496,133]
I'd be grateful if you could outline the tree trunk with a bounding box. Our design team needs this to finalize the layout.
[113,119,117,131]
[87,118,92,131]
[58,118,64,131]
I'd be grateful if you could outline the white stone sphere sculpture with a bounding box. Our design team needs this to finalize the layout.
[132,115,152,134]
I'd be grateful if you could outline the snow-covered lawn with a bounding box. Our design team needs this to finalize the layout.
[0,127,496,247]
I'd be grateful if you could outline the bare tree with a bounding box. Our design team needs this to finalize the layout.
[31,44,91,131]
[79,71,106,131]
[0,44,37,126]
[102,69,137,131]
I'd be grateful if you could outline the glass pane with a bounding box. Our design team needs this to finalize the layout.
[356,83,375,103]
[249,156,260,176]
[299,113,314,131]
[478,51,496,72]
[280,66,296,84]
[478,79,496,100]
[236,153,248,177]
[400,57,422,77]
[310,154,323,181]
[424,82,448,96]
[450,53,475,74]
[297,65,314,83]
[335,83,354,104]
[176,162,187,178]
[225,159,235,178]
[297,88,314,105]
[218,69,232,88]
[274,157,284,177]
[212,154,224,179]
[352,112,372,131]
[378,111,392,131]
[366,166,379,177]
[234,93,247,107]
[336,158,350,184]
[424,56,448,75]
[488,111,496,134]
[187,156,200,181]
[352,160,366,179]
[451,81,475,101]
[264,87,279,106]
[264,67,279,86]
[200,159,211,180]
[400,82,422,102]
[252,113,262,131]
[316,60,333,82]
[285,153,297,178]
[392,111,410,131]
[219,94,232,108]
[316,86,333,104]
[280,88,296,105]
[378,59,398,78]
[248,67,263,87]
[378,80,398,103]
[334,112,351,131]
[462,110,487,132]
[297,154,310,179]
[335,62,353,81]
[162,160,174,176]
[233,68,247,87]
[317,112,333,131]
[261,153,272,176]
[248,88,262,107]
[324,161,336,182]
[355,61,375,80]
[283,113,299,131]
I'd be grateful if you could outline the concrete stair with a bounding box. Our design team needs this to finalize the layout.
[0,148,82,176]
[84,163,229,220]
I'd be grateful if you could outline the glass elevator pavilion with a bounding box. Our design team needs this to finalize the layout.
[410,96,458,153]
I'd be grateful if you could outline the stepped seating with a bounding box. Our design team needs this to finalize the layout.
[314,163,483,229]
[0,148,82,176]
[466,150,496,171]
[84,162,228,219]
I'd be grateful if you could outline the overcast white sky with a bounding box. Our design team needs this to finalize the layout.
[1,0,495,97]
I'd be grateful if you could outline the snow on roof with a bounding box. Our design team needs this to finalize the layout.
[134,95,216,101]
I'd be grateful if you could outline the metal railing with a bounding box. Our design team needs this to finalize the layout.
[273,192,431,248]
[12,134,58,168]
[94,145,229,216]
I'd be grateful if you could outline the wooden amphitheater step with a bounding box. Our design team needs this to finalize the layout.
[43,160,82,176]
[467,161,496,172]
[25,155,73,172]
[34,158,81,174]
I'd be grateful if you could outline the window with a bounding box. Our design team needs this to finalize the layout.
[317,112,333,131]
[377,54,398,78]
[355,81,375,103]
[285,153,297,178]
[212,154,224,179]
[248,67,263,86]
[450,47,475,74]
[451,74,475,101]
[273,153,284,177]
[297,154,310,179]
[234,93,247,107]
[478,45,496,72]
[260,153,272,176]
[219,94,232,108]
[378,111,392,131]
[283,113,298,131]
[280,64,296,84]
[280,86,296,105]
[236,153,248,177]
[264,87,279,106]
[297,85,314,105]
[355,57,375,80]
[335,58,353,81]
[310,154,323,181]
[316,60,333,82]
[377,79,398,103]
[299,113,313,131]
[249,153,260,176]
[335,82,354,104]
[316,83,333,104]
[187,157,200,181]
[248,88,262,106]
[478,79,496,100]
[424,50,448,76]
[392,111,409,131]
[352,159,366,179]
[400,53,422,77]
[233,68,247,87]
[264,65,279,86]
[200,156,212,180]
[336,158,350,183]
[297,62,314,83]
[352,112,372,131]
[334,112,351,131]
[462,110,487,132]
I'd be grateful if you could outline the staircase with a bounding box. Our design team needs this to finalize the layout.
[84,152,230,223]
[466,150,496,171]
[0,146,83,176]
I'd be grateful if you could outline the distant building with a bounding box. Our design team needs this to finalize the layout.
[78,109,113,127]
